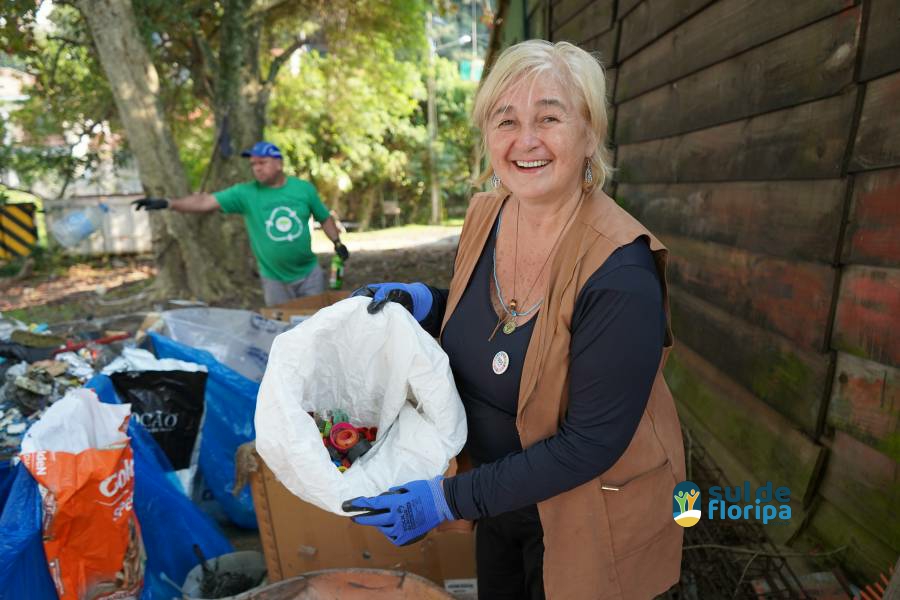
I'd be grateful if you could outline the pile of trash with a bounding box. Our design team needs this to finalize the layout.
[1,316,124,462]
[0,299,471,598]
[312,409,378,472]
[0,307,285,599]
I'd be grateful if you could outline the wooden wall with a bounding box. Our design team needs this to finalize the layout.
[499,0,900,583]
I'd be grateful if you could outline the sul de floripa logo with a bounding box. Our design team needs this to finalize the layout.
[673,481,702,527]
[673,480,793,528]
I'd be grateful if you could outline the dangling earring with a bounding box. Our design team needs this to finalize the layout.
[584,160,593,185]
[490,173,501,189]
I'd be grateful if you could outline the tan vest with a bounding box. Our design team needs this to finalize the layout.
[441,189,685,599]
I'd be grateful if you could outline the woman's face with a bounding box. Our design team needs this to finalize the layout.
[486,73,594,204]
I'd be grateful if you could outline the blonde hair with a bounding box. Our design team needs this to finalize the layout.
[472,40,613,193]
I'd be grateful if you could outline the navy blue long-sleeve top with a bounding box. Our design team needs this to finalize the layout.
[421,216,666,521]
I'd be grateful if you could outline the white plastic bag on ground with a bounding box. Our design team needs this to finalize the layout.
[255,297,467,515]
[101,347,208,375]
[161,308,291,381]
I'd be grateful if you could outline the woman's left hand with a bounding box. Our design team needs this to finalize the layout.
[344,477,454,546]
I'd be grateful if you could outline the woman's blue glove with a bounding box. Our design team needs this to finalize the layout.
[343,477,454,546]
[351,282,433,322]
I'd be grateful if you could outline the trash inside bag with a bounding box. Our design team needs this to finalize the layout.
[20,388,145,600]
[110,370,206,491]
[255,297,467,515]
[88,374,233,600]
[104,347,208,493]
[149,332,259,529]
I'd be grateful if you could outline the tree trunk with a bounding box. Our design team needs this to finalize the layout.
[193,0,268,302]
[75,0,257,304]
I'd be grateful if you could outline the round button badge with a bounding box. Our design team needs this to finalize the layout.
[492,351,509,375]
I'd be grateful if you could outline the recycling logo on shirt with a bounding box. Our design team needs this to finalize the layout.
[265,206,304,242]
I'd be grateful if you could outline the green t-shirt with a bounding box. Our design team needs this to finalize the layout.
[214,177,331,282]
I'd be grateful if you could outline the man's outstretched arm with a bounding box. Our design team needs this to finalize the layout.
[133,193,220,213]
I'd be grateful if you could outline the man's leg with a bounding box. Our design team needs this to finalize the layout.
[261,277,294,307]
[288,264,326,299]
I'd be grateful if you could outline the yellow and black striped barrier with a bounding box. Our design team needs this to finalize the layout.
[0,203,38,259]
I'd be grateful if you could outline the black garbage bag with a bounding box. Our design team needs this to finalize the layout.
[0,342,54,364]
[110,370,207,470]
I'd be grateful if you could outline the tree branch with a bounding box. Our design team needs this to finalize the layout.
[265,37,305,84]
[190,32,217,101]
[247,0,293,20]
[47,35,88,46]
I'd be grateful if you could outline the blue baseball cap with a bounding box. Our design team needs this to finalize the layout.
[241,141,282,159]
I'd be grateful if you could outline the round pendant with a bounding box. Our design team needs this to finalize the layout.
[492,351,510,375]
[502,320,516,335]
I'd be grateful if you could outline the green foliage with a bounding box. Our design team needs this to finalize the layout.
[270,45,476,224]
[3,0,480,225]
[1,4,112,192]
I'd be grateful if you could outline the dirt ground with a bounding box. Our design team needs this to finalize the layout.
[0,225,461,326]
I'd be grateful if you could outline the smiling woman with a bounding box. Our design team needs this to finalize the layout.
[346,40,685,600]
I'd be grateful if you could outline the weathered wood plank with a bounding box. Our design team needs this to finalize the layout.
[617,180,845,263]
[828,352,900,462]
[819,431,900,553]
[667,345,823,542]
[617,90,857,183]
[616,0,852,102]
[552,0,614,45]
[832,266,900,368]
[581,22,617,65]
[850,71,900,172]
[843,167,900,268]
[806,498,899,584]
[669,286,832,435]
[550,0,592,30]
[527,1,548,40]
[616,8,860,144]
[664,235,835,351]
[617,0,642,20]
[619,0,714,61]
[675,402,800,544]
[860,0,900,81]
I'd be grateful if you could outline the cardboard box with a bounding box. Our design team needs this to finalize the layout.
[259,291,351,323]
[249,450,477,598]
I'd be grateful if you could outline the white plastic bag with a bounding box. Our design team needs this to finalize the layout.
[255,297,467,515]
[161,308,291,381]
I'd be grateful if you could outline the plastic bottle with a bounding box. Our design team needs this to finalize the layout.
[329,254,344,290]
[51,204,110,248]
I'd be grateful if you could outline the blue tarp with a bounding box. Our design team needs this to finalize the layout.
[149,332,259,529]
[0,463,57,600]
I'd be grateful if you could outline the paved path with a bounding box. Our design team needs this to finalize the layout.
[311,225,461,253]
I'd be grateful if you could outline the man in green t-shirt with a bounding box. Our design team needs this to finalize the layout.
[132,141,349,305]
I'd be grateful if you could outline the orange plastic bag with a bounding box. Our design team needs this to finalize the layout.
[20,389,145,600]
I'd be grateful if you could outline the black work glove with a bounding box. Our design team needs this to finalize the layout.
[334,241,350,261]
[131,197,169,211]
